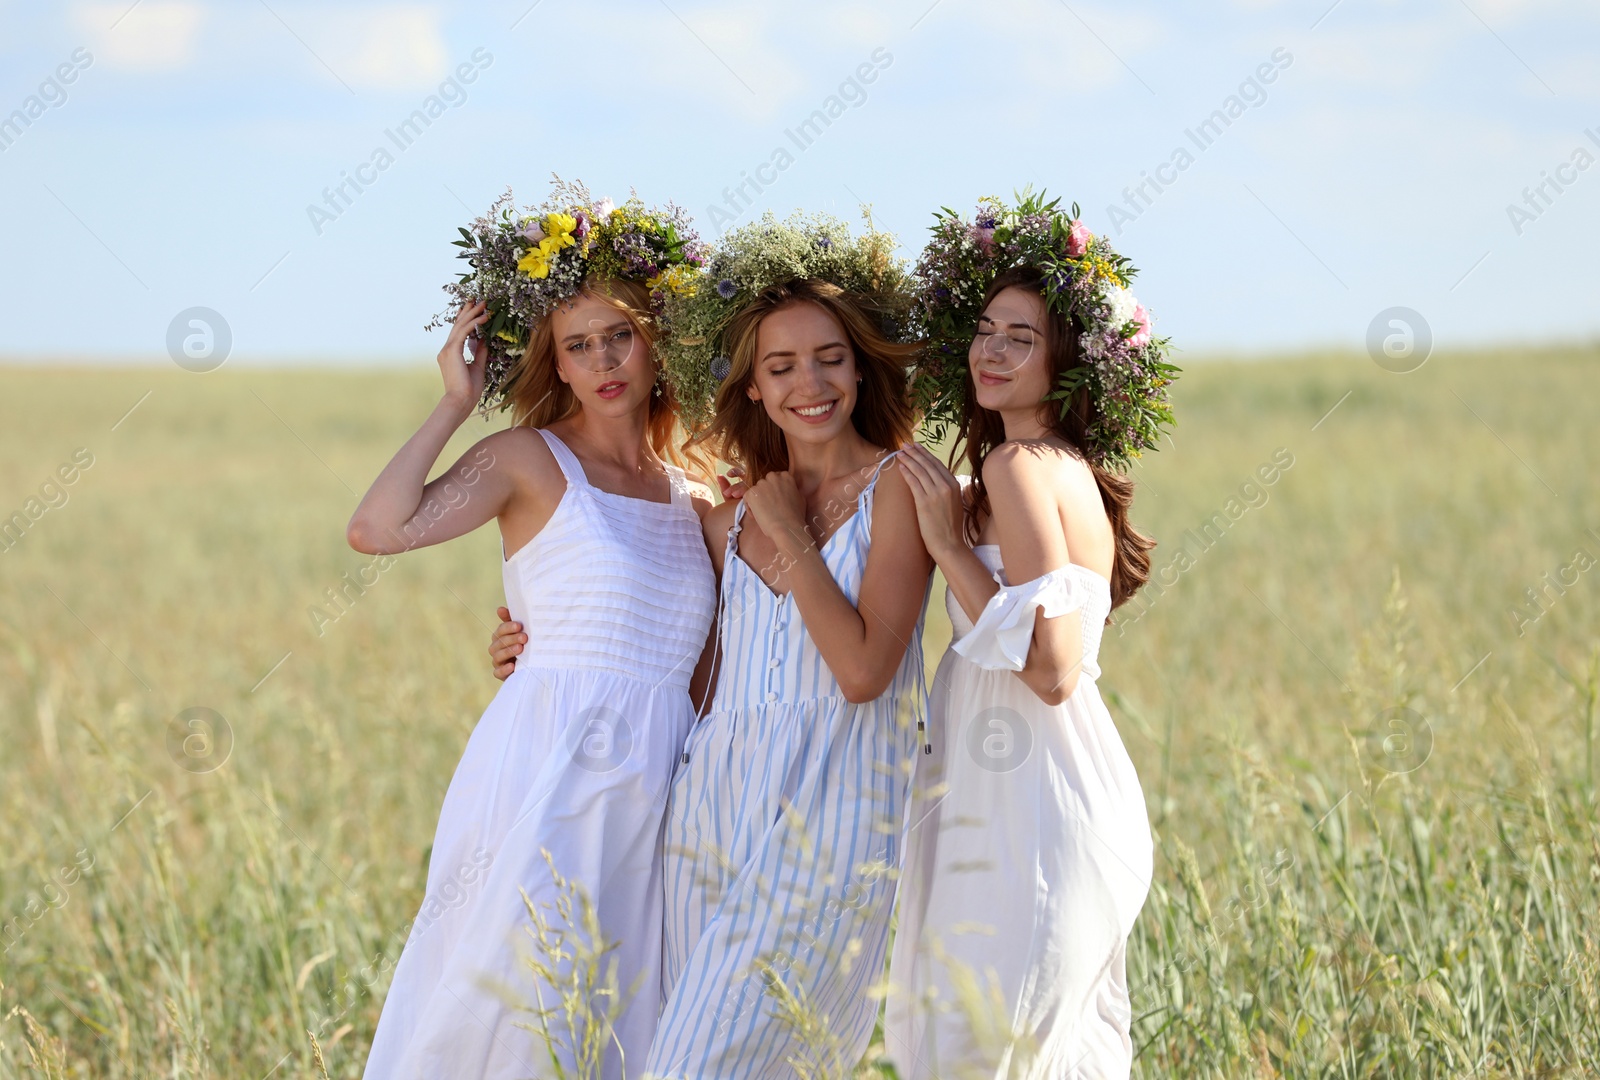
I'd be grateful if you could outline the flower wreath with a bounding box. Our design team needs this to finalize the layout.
[426,175,708,411]
[909,190,1178,469]
[655,210,913,431]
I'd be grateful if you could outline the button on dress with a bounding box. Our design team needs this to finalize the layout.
[646,455,929,1080]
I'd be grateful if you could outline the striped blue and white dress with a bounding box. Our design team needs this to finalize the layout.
[644,455,928,1080]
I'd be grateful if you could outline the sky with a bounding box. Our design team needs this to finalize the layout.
[0,0,1596,362]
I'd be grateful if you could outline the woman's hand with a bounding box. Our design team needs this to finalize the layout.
[488,606,525,680]
[439,301,490,413]
[715,466,747,503]
[741,471,810,553]
[897,442,967,562]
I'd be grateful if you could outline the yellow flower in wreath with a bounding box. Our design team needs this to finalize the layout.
[649,264,699,298]
[517,212,580,279]
[541,212,578,253]
[517,245,552,278]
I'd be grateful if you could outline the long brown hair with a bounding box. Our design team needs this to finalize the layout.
[697,278,919,482]
[499,277,702,472]
[955,265,1154,611]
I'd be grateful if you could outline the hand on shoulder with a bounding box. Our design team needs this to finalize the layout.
[871,450,921,515]
[864,452,933,570]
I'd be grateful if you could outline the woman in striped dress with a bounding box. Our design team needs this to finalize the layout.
[647,276,932,1078]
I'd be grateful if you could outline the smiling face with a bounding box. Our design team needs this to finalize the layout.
[967,285,1054,415]
[745,300,860,448]
[548,290,656,415]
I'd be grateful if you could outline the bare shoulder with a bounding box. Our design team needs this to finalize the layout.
[872,453,918,511]
[477,425,554,469]
[702,497,739,542]
[474,425,563,493]
[983,439,1101,519]
[867,455,929,566]
[682,474,718,520]
[985,439,1091,487]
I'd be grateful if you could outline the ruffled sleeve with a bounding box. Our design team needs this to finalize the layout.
[952,568,1084,671]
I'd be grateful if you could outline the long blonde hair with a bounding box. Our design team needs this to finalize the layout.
[500,277,703,472]
[696,278,919,482]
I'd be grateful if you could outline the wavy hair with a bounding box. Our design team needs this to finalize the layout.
[499,277,708,475]
[696,278,919,482]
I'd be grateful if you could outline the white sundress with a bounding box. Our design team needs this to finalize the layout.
[644,455,929,1080]
[885,546,1153,1080]
[363,428,715,1080]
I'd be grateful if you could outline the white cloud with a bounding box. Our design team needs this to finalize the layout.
[1288,17,1467,91]
[310,6,451,92]
[595,2,810,121]
[72,1,206,72]
[968,0,1170,95]
[1470,0,1600,23]
[69,2,454,91]
[573,1,911,121]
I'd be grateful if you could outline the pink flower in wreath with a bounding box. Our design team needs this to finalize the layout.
[970,223,996,253]
[1065,218,1091,257]
[1129,303,1152,348]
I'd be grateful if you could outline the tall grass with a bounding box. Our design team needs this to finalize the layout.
[517,852,632,1080]
[0,344,1595,1076]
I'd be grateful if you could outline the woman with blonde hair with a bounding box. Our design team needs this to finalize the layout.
[643,217,932,1079]
[494,213,936,1078]
[350,186,717,1080]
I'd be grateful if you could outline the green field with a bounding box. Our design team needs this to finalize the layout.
[2,346,1597,1077]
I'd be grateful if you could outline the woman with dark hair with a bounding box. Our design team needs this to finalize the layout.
[886,196,1177,1079]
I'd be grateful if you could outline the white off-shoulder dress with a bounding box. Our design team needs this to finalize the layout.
[363,428,715,1080]
[886,546,1152,1080]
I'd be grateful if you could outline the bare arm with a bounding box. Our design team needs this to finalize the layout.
[984,444,1095,706]
[347,302,527,555]
[347,411,522,555]
[686,499,733,712]
[744,466,932,704]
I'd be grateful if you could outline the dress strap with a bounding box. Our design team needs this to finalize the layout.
[688,499,744,758]
[859,451,899,503]
[852,450,901,528]
[724,501,748,579]
[665,465,692,511]
[535,428,590,490]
